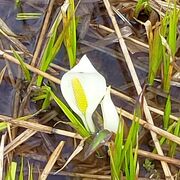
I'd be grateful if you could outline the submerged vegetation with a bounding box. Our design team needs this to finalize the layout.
[0,0,179,179]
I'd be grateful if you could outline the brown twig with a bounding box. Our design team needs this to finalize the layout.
[40,141,65,180]
[137,149,180,166]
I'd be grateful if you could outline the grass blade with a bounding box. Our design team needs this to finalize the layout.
[18,157,24,180]
[47,87,90,137]
[169,119,180,157]
[5,162,17,180]
[163,95,171,129]
[11,47,31,81]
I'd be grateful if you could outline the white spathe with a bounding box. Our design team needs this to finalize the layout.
[61,55,107,133]
[101,86,119,133]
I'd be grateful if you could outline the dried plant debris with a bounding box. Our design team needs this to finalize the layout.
[0,0,179,179]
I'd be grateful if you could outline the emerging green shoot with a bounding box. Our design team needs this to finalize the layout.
[32,86,52,110]
[5,162,17,180]
[134,0,151,18]
[18,157,24,180]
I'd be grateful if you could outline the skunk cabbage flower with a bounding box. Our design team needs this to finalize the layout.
[61,55,106,133]
[101,86,119,133]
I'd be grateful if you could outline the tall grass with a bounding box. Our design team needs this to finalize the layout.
[162,6,179,93]
[36,11,64,86]
[37,1,77,86]
[147,3,179,93]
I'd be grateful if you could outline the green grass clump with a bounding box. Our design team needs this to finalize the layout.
[37,2,77,86]
[162,6,179,93]
[134,0,151,18]
[148,24,163,85]
[109,113,139,179]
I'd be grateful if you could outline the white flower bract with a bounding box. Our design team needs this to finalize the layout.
[61,55,106,133]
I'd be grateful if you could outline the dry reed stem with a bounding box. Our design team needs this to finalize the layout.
[31,0,55,67]
[0,50,61,84]
[40,141,65,180]
[55,139,85,174]
[111,88,179,122]
[118,108,180,146]
[4,129,36,155]
[103,0,173,178]
[137,149,180,166]
[2,119,83,140]
[90,23,149,48]
[0,133,6,180]
[0,50,179,144]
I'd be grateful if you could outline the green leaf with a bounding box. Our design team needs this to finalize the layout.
[134,0,150,18]
[11,47,31,81]
[84,130,112,159]
[0,122,7,132]
[5,162,17,180]
[63,0,77,68]
[19,157,24,180]
[148,25,163,85]
[169,119,180,157]
[47,87,90,138]
[163,95,171,129]
[109,142,120,180]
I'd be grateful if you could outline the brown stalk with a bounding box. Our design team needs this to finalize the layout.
[40,141,65,180]
[2,119,82,140]
[4,129,36,155]
[137,149,180,166]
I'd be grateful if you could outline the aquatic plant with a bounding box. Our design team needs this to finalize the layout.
[60,55,119,133]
